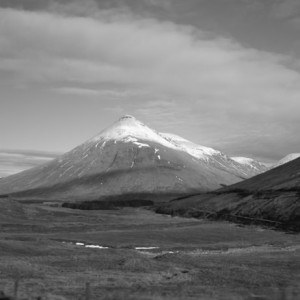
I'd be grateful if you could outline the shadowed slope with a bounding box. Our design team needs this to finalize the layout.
[272,153,300,169]
[155,158,300,231]
[222,157,300,191]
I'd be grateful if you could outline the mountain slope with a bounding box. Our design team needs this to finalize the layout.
[272,153,300,169]
[222,156,300,192]
[231,156,268,176]
[0,116,252,204]
[155,157,300,231]
[161,133,267,178]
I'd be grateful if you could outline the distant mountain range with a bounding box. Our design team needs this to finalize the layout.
[0,116,268,204]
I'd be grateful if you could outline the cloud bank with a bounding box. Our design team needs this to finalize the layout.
[0,150,59,177]
[0,5,300,161]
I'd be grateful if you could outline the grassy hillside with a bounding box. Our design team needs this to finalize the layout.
[221,157,300,192]
[154,158,300,231]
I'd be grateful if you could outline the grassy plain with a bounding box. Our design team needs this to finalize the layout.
[0,202,299,299]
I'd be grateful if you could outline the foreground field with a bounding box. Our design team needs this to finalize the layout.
[0,203,299,299]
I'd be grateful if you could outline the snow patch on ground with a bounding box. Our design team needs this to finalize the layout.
[176,176,183,182]
[85,245,109,249]
[68,241,109,249]
[135,247,159,250]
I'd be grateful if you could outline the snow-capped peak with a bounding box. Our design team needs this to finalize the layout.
[231,157,255,166]
[88,116,265,172]
[89,116,222,160]
[91,115,178,149]
[118,115,136,121]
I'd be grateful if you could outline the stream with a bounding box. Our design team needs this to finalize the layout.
[59,240,300,257]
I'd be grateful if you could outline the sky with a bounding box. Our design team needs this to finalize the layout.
[0,149,58,177]
[0,0,300,164]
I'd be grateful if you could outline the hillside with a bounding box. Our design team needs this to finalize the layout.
[222,157,300,191]
[161,133,267,178]
[272,153,300,169]
[231,156,268,177]
[155,158,300,231]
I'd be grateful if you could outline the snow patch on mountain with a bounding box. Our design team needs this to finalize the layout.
[89,116,224,162]
[231,156,268,171]
[91,115,178,150]
[231,157,255,166]
[161,133,190,143]
[161,132,220,160]
[123,136,150,148]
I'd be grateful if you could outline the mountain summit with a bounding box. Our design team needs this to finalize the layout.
[90,115,179,150]
[0,116,266,205]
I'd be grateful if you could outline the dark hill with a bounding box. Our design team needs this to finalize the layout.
[155,158,300,231]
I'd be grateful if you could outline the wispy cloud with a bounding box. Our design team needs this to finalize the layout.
[0,150,59,177]
[52,86,151,99]
[270,0,300,19]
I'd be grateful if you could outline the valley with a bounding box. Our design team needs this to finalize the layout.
[0,201,299,300]
[1,0,300,299]
[0,116,299,300]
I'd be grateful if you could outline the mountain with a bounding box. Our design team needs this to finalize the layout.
[160,133,267,177]
[0,116,264,206]
[231,156,268,176]
[222,156,300,192]
[155,157,300,231]
[272,153,300,168]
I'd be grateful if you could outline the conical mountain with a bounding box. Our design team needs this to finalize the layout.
[0,116,258,204]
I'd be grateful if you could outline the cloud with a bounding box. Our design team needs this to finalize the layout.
[269,0,300,31]
[52,86,151,98]
[142,0,172,9]
[0,6,300,160]
[0,150,59,177]
[270,0,300,19]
